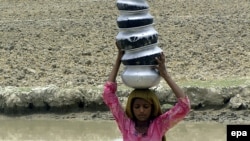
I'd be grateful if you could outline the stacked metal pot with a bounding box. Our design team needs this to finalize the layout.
[116,0,163,89]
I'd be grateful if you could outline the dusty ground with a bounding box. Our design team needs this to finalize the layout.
[1,109,250,124]
[0,0,250,123]
[0,0,249,87]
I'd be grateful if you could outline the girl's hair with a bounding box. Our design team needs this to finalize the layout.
[125,89,166,141]
[125,89,162,119]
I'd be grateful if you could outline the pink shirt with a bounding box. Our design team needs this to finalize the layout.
[103,81,190,141]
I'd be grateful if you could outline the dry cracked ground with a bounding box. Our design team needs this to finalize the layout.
[0,0,249,88]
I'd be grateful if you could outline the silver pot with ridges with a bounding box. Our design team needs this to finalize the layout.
[117,9,153,28]
[121,65,161,89]
[116,24,158,51]
[117,0,149,11]
[121,44,162,65]
[115,0,163,89]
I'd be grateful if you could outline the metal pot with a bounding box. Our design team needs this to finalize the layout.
[116,0,163,89]
[117,0,149,11]
[121,44,162,65]
[116,25,158,50]
[121,65,161,89]
[117,9,153,28]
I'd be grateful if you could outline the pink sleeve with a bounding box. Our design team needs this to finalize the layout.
[157,96,191,134]
[102,81,128,132]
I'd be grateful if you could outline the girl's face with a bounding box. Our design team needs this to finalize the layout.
[132,98,152,122]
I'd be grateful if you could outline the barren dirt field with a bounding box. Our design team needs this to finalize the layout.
[0,0,249,88]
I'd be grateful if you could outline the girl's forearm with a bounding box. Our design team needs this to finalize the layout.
[108,54,122,82]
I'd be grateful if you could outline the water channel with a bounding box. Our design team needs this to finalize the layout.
[0,119,226,141]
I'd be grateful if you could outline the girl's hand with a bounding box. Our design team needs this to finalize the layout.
[154,52,168,78]
[108,42,124,82]
[115,41,124,59]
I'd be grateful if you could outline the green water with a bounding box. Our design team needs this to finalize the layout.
[0,119,226,141]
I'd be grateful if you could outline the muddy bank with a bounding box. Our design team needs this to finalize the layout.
[1,84,250,123]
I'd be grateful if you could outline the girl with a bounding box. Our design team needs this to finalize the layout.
[103,44,190,141]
